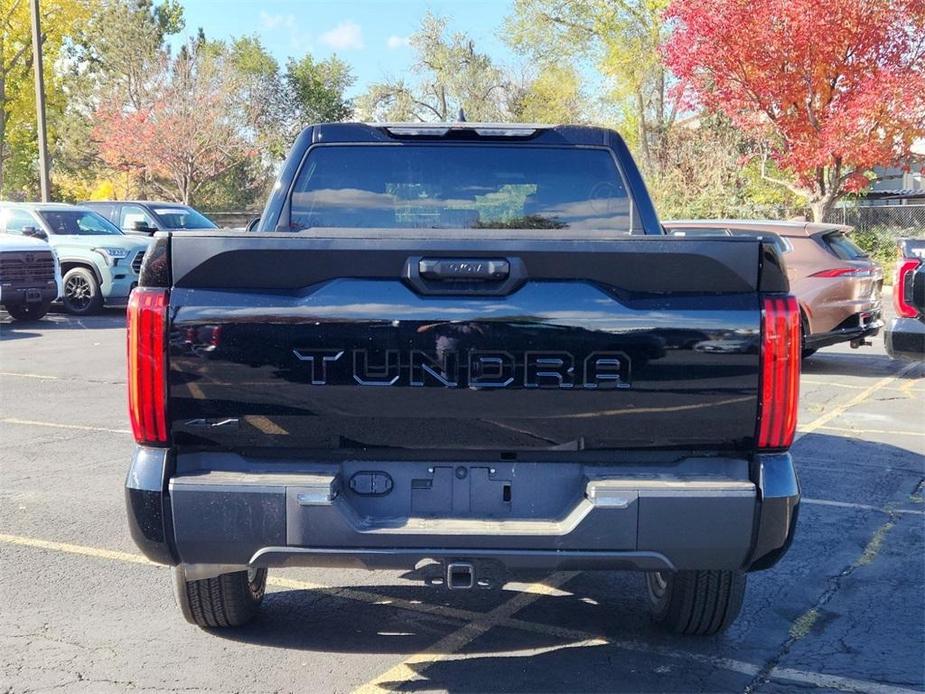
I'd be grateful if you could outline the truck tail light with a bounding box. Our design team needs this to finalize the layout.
[127,288,169,445]
[757,296,800,449]
[894,259,920,318]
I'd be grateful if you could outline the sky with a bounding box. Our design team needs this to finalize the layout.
[175,0,521,96]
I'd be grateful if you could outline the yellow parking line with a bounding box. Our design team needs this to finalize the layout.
[1,533,917,694]
[0,533,156,565]
[799,362,920,435]
[0,532,528,630]
[0,371,59,380]
[187,382,206,399]
[801,379,869,390]
[353,572,578,694]
[899,378,921,398]
[0,417,130,435]
[815,424,925,438]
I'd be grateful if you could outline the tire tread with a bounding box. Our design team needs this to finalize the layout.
[648,569,746,636]
[175,569,266,628]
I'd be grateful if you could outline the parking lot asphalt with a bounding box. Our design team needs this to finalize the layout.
[1,306,923,694]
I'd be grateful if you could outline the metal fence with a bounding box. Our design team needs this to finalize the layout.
[826,204,925,236]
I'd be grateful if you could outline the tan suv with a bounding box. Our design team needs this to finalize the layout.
[664,220,883,357]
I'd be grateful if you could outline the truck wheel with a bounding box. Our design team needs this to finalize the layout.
[62,267,102,315]
[645,569,746,635]
[172,567,268,627]
[6,301,51,321]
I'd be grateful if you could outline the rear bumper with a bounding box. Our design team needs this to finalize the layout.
[126,449,799,578]
[885,317,925,361]
[805,310,882,349]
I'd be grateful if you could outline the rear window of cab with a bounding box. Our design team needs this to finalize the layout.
[288,144,643,234]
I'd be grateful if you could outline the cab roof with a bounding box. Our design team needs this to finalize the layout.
[305,122,619,147]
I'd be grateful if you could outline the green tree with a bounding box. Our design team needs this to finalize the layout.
[55,0,183,198]
[198,35,288,207]
[1,0,97,197]
[95,38,258,205]
[506,0,673,172]
[357,12,513,122]
[648,114,803,220]
[285,53,355,126]
[510,65,586,124]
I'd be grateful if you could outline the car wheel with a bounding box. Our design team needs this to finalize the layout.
[5,301,51,321]
[62,267,102,315]
[172,567,268,627]
[645,569,746,635]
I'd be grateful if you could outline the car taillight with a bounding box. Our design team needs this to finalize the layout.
[127,288,168,445]
[757,295,800,450]
[810,267,870,278]
[894,259,920,318]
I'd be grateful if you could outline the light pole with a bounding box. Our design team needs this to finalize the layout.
[30,0,51,201]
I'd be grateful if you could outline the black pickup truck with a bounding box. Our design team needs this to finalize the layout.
[125,123,800,635]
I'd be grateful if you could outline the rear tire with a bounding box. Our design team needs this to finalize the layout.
[173,567,267,627]
[800,310,816,359]
[645,569,746,635]
[6,301,51,321]
[62,267,102,315]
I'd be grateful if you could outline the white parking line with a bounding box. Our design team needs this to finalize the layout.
[0,371,59,380]
[0,417,130,435]
[803,497,924,516]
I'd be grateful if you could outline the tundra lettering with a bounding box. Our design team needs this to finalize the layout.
[290,348,630,388]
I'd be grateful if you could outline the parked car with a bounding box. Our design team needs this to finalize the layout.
[82,200,218,235]
[664,220,883,357]
[0,203,150,315]
[0,232,62,321]
[885,238,925,361]
[126,122,800,635]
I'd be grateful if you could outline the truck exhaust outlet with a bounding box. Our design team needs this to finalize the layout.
[446,562,475,590]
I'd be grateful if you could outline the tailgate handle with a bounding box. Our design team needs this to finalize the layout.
[419,258,510,282]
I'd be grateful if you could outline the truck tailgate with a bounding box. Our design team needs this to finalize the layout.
[166,232,767,452]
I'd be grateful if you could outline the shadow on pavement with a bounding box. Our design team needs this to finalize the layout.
[0,308,126,339]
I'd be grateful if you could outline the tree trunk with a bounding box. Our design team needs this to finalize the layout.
[635,89,651,173]
[808,195,837,223]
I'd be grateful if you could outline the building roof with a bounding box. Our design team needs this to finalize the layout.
[861,189,925,199]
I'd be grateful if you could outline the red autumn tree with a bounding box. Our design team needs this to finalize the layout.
[663,0,925,220]
[94,41,256,204]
